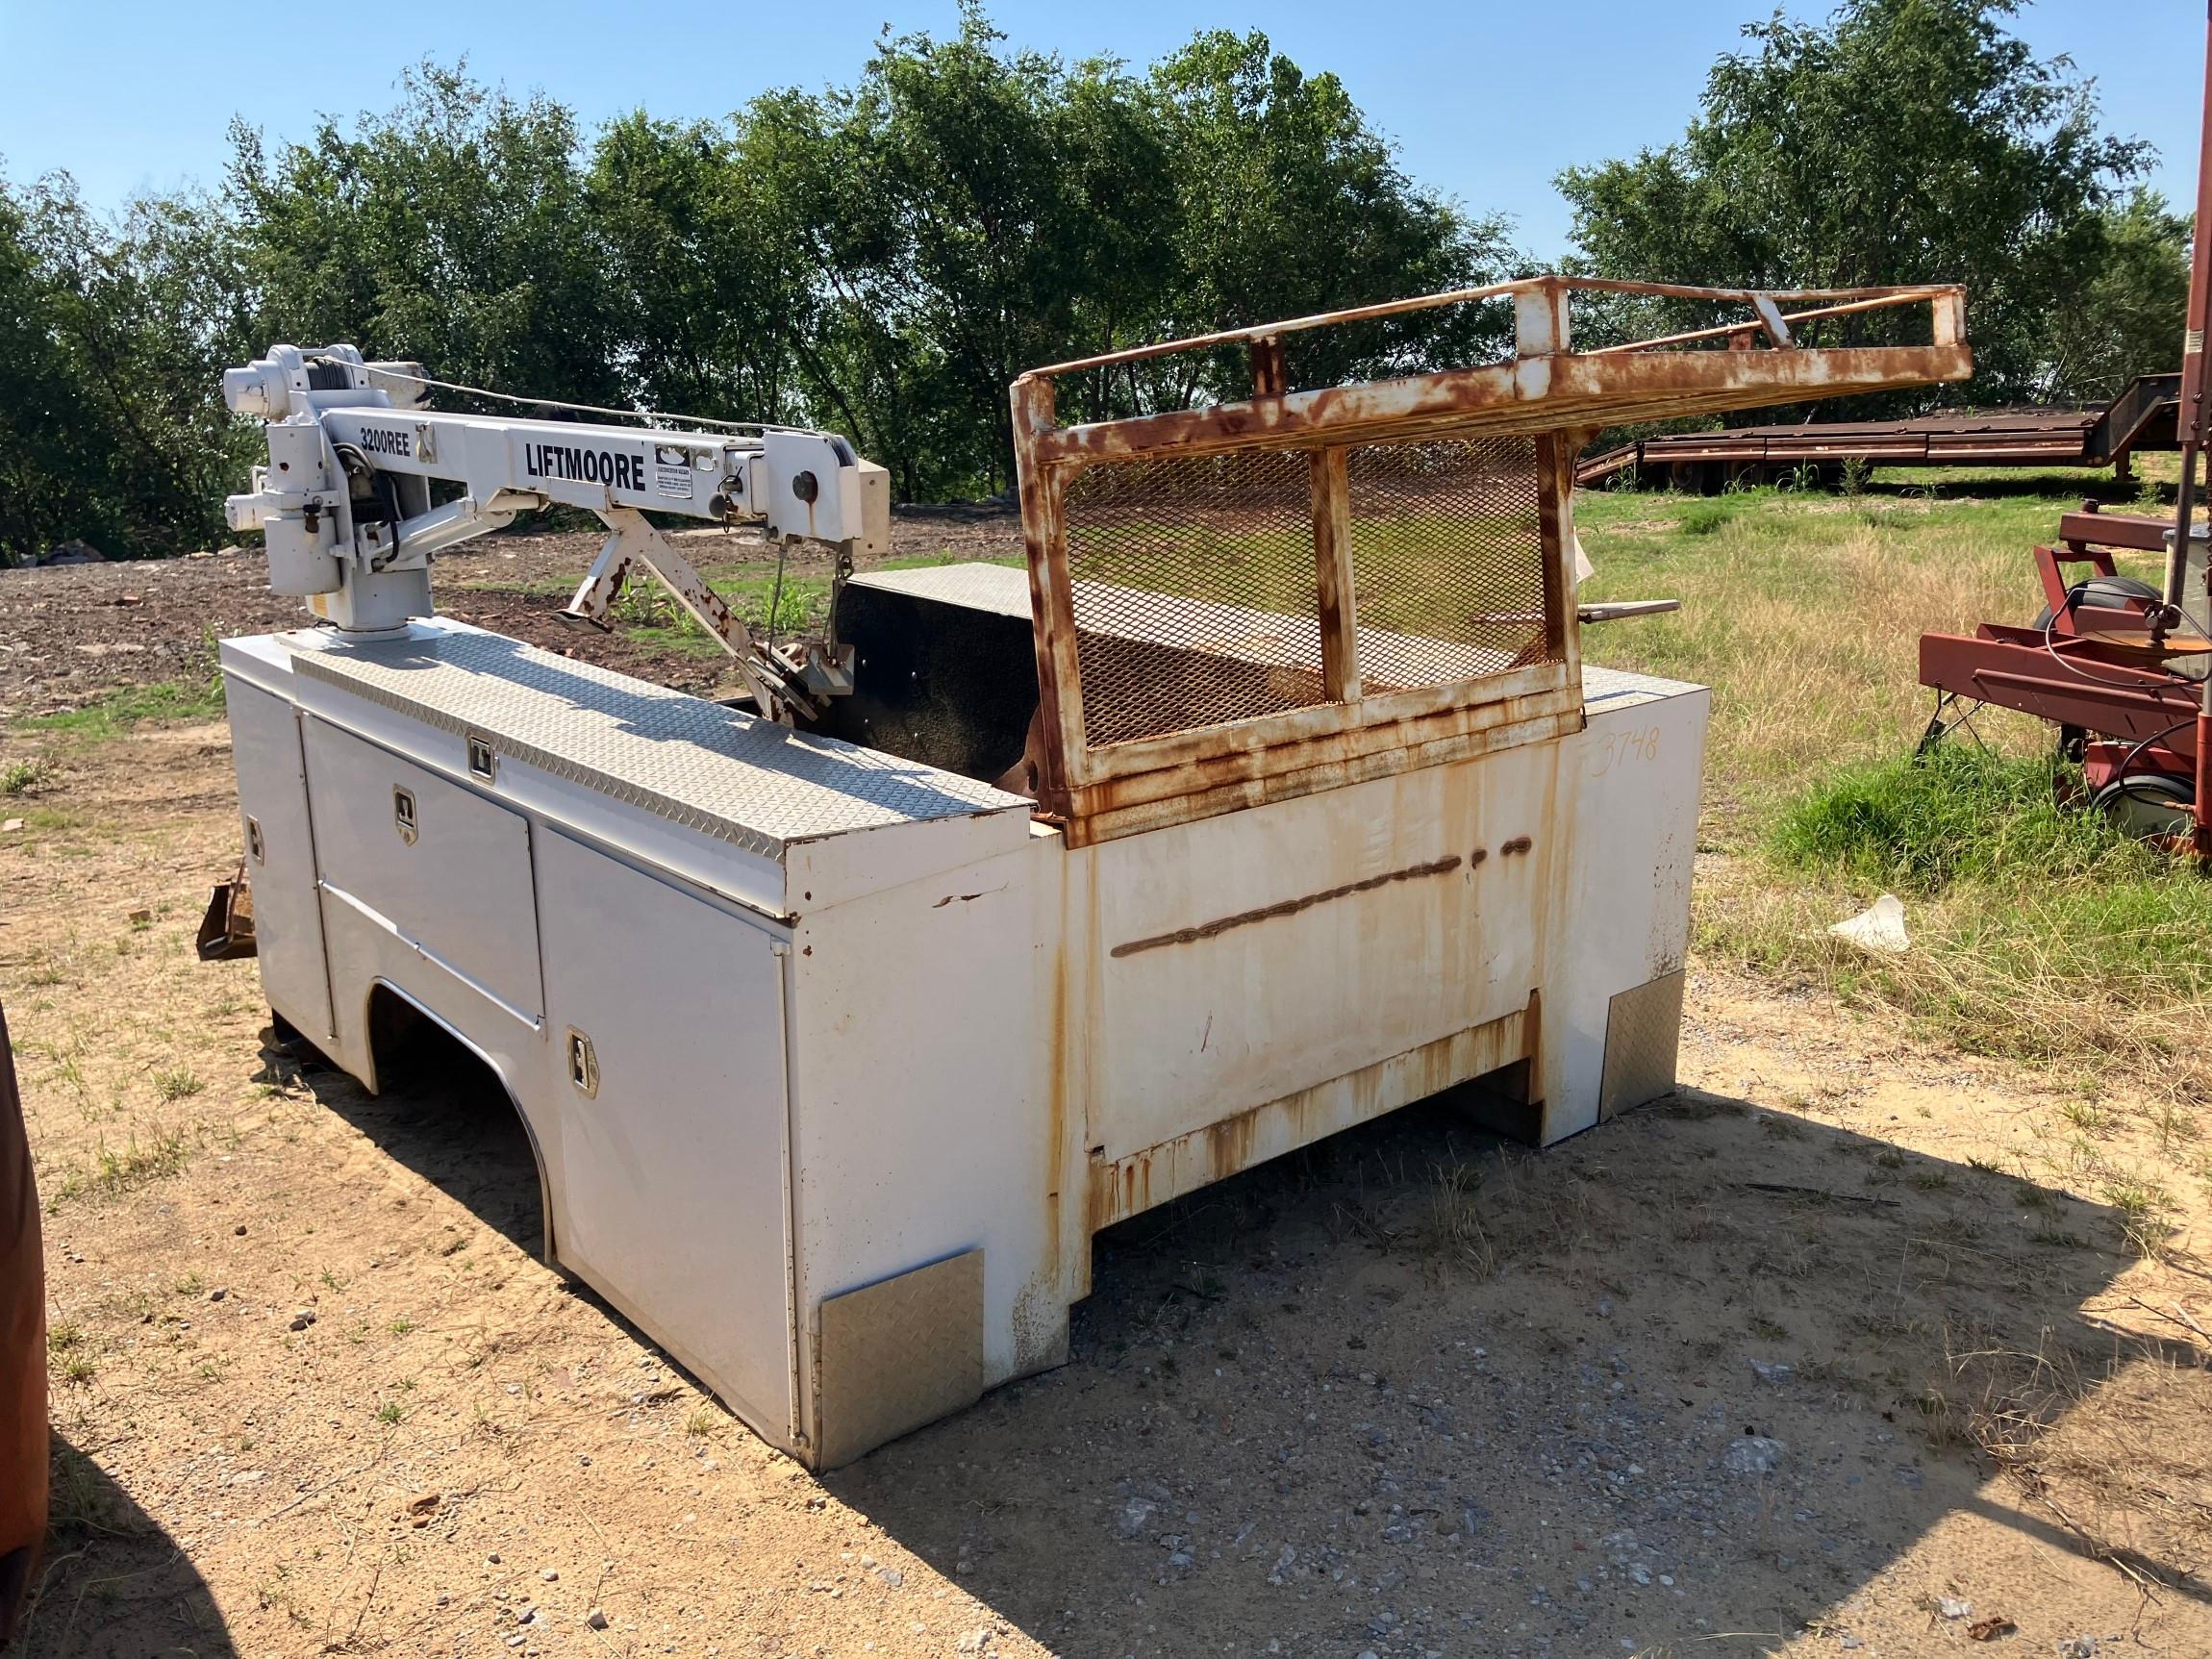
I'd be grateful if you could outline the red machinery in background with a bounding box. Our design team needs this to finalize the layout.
[1918,4,2212,848]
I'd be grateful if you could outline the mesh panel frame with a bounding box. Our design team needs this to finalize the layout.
[1063,448,1328,749]
[1346,437,1556,691]
[1055,434,1561,754]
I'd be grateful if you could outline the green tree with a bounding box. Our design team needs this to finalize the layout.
[229,63,622,412]
[1146,31,1518,405]
[1,16,1540,547]
[2048,189,2193,401]
[741,9,1182,496]
[1556,0,2166,408]
[0,175,94,563]
[0,171,248,562]
[588,112,810,426]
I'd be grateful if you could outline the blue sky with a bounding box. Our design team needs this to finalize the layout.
[0,0,2200,259]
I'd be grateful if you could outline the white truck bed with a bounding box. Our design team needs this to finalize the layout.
[218,593,1707,1469]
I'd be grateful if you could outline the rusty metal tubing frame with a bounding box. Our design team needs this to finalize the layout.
[1014,276,1971,844]
[1919,630,2202,754]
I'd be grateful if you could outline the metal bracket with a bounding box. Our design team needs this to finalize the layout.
[558,508,823,724]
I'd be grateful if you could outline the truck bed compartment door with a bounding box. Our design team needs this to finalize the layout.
[535,830,795,1444]
[301,719,542,1024]
[225,680,336,1039]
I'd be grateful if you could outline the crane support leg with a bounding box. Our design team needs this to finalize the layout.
[562,509,817,723]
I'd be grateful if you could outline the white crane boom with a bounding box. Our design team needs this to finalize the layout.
[222,343,889,720]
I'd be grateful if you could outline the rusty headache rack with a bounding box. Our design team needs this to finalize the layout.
[1007,274,1970,845]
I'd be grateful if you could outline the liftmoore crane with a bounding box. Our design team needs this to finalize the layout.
[219,344,888,721]
[208,280,1964,1468]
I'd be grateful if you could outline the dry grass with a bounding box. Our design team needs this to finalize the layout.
[1421,1145,1604,1274]
[1580,466,2212,1119]
[1577,479,2065,798]
[1961,1335,2212,1595]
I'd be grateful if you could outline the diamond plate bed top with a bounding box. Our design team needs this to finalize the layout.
[1581,663,1703,707]
[289,623,1032,857]
[851,561,1033,618]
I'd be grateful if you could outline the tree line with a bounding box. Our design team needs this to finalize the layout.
[0,0,2190,563]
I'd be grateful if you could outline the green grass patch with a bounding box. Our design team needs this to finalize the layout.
[1770,748,2127,892]
[1678,499,1739,537]
[1704,746,2212,1088]
[2,757,54,794]
[51,1125,197,1207]
[20,675,226,739]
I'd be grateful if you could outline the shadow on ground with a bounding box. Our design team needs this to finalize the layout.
[283,1018,545,1261]
[291,1022,2208,1657]
[827,1090,2203,1656]
[12,1436,234,1659]
[1864,471,2167,505]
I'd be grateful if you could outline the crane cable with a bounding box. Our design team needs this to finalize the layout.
[331,359,817,440]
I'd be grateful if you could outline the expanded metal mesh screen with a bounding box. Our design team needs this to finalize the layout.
[1346,437,1555,691]
[1059,436,1556,749]
[1064,449,1328,748]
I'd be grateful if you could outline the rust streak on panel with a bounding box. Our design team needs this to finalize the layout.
[1109,856,1463,958]
[1030,345,1973,467]
[1012,375,1082,818]
[1061,705,1580,848]
[1249,336,1287,399]
[1024,276,1961,379]
[1087,1009,1531,1232]
[1073,659,1573,785]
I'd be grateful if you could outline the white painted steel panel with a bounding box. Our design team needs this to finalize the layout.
[786,844,1053,1395]
[223,676,335,1040]
[302,719,544,1022]
[1077,741,1549,1163]
[537,830,795,1440]
[1537,681,1710,1142]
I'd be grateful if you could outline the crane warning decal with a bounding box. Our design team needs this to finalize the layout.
[652,445,697,500]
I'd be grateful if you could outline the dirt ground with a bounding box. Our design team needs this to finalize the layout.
[2,542,2210,1658]
[0,513,1026,722]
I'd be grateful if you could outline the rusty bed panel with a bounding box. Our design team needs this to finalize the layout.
[1087,1006,1530,1231]
[1012,276,1969,846]
[1108,853,1464,958]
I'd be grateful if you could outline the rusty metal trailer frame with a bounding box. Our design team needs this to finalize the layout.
[1920,506,2206,764]
[1919,4,2212,855]
[1011,274,1970,846]
[1577,373,2180,492]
